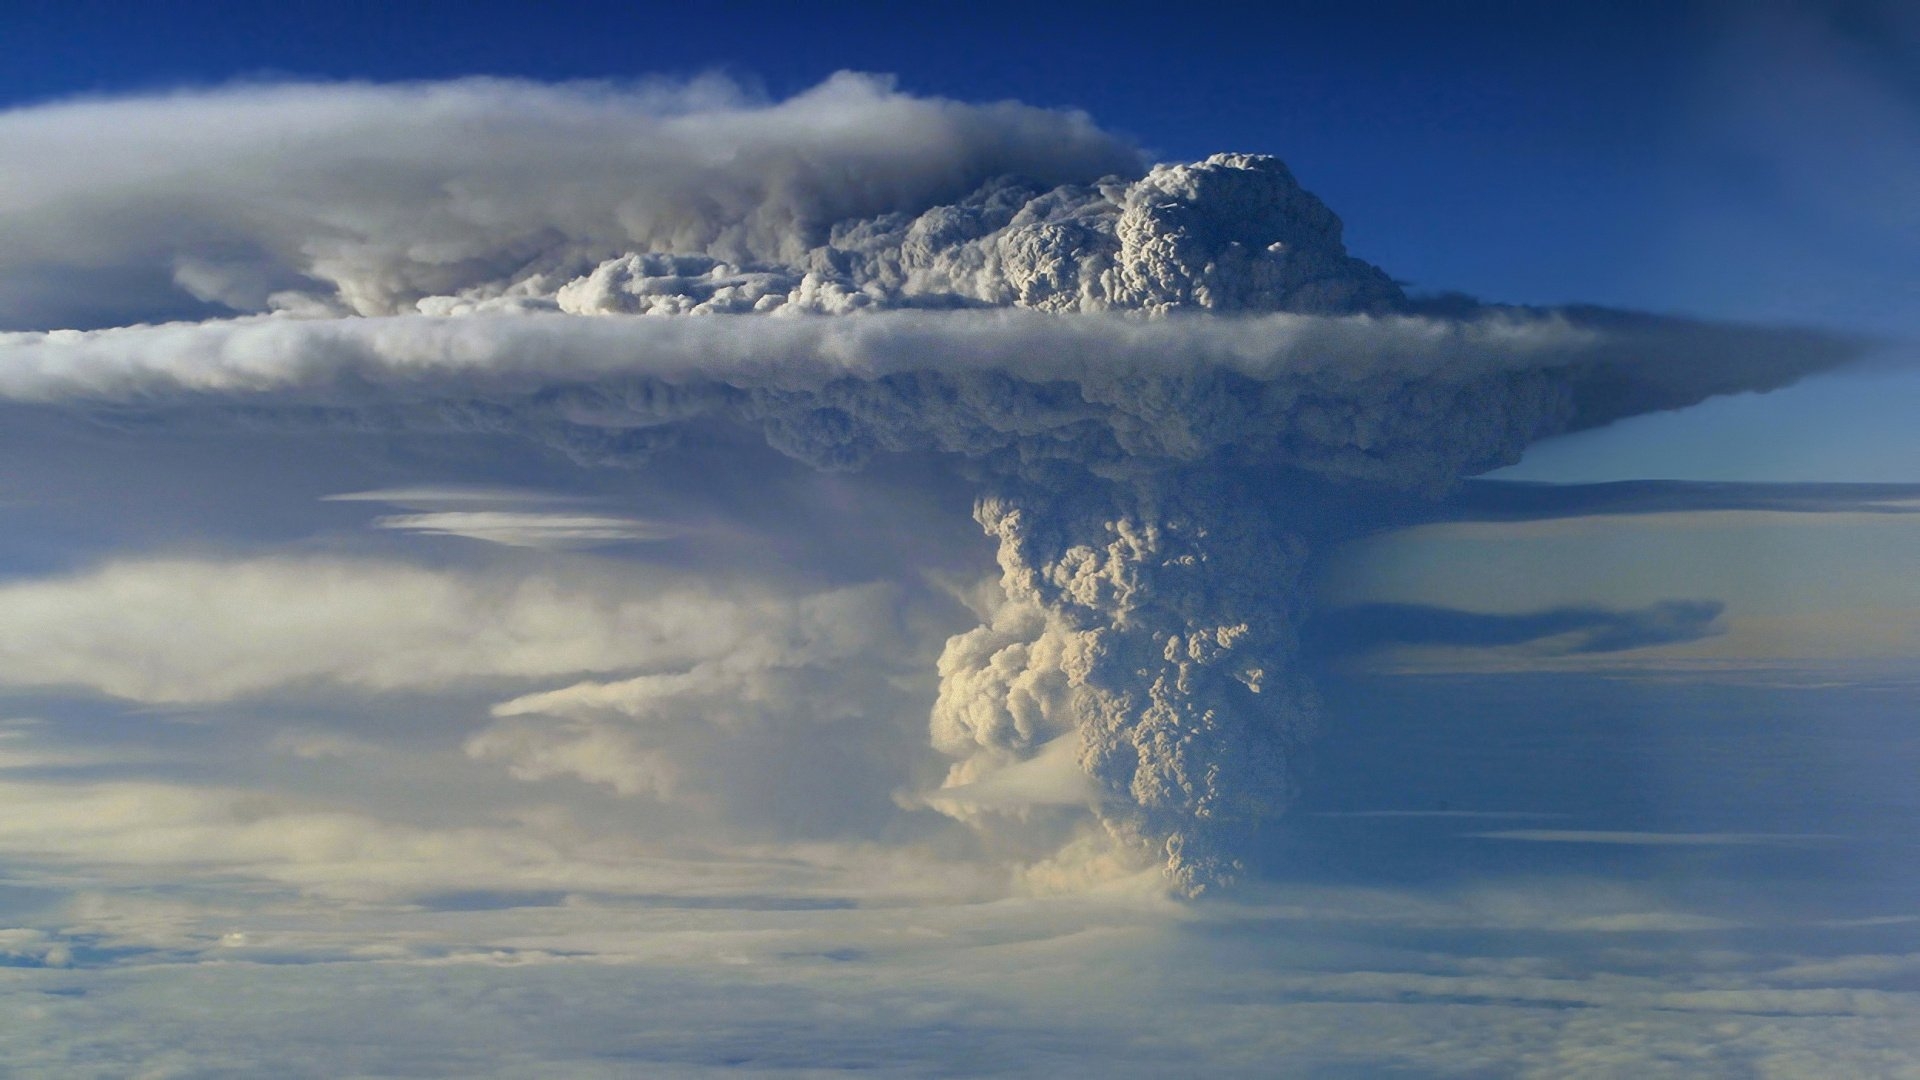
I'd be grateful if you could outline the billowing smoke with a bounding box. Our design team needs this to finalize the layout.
[0,72,1139,328]
[442,152,1401,318]
[0,77,1862,893]
[929,472,1318,893]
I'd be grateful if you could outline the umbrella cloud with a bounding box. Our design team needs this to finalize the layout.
[0,75,1865,893]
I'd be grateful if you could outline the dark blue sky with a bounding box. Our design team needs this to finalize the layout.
[1,1,1910,328]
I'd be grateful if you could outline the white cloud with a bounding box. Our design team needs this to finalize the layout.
[0,556,909,704]
[0,776,994,907]
[0,864,1913,1077]
[368,510,686,548]
[326,485,690,548]
[466,583,929,804]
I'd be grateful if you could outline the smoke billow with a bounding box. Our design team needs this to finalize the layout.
[0,77,1863,892]
[930,472,1318,892]
[0,72,1140,328]
[447,152,1402,318]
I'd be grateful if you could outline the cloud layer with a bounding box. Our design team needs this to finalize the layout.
[0,556,897,704]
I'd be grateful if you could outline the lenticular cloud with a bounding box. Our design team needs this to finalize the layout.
[0,75,1860,892]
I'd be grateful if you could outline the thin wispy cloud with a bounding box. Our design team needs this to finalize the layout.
[327,487,690,548]
[1473,830,1847,847]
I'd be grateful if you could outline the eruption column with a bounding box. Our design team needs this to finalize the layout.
[935,472,1318,893]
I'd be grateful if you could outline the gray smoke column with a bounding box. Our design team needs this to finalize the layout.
[931,472,1317,893]
[0,85,1862,892]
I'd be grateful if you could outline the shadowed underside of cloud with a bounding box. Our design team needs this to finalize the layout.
[0,73,1871,894]
[1312,599,1728,660]
[0,309,1860,489]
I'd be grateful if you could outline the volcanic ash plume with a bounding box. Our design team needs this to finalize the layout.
[0,80,1863,892]
[931,473,1317,893]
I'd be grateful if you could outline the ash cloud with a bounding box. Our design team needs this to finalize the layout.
[0,76,1866,893]
[0,73,1139,328]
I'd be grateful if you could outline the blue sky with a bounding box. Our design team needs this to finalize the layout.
[0,3,1916,1075]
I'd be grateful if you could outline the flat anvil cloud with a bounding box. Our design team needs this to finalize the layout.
[0,75,1861,892]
